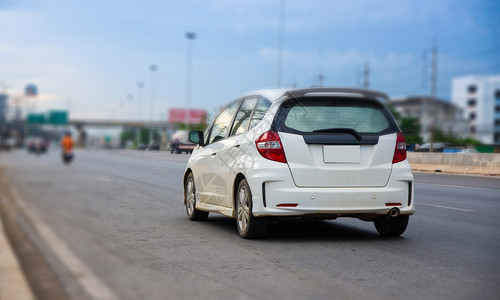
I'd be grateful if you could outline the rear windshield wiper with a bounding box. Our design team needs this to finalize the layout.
[312,128,362,140]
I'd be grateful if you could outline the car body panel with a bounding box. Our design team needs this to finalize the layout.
[183,87,414,229]
[280,132,396,188]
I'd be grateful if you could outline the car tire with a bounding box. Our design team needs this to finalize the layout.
[374,215,409,237]
[185,173,209,221]
[236,179,268,239]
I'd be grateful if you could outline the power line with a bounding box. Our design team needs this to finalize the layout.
[450,45,500,60]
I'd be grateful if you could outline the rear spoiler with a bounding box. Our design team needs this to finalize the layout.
[286,88,389,102]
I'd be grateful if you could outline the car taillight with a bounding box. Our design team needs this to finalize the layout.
[392,132,407,163]
[255,131,287,163]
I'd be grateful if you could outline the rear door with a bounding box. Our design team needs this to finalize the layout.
[273,96,399,188]
[193,100,240,205]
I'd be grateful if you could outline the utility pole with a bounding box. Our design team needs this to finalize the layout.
[431,44,438,99]
[429,43,438,152]
[421,50,428,91]
[363,60,370,89]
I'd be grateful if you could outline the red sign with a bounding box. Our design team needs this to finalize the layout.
[169,108,207,124]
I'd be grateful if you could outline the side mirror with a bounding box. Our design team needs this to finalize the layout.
[188,131,204,146]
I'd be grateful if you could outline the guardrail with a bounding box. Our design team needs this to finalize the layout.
[407,152,500,176]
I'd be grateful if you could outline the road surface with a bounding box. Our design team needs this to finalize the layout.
[0,149,499,299]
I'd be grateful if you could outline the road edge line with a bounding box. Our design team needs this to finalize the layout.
[0,195,35,300]
[0,174,68,300]
[8,182,120,300]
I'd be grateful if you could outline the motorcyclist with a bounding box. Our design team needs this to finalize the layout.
[60,131,75,163]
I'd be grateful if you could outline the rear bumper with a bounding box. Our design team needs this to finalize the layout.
[247,161,414,218]
[179,144,195,150]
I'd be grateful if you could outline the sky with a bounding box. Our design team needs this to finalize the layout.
[1,0,499,122]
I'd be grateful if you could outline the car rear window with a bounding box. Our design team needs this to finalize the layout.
[273,97,397,134]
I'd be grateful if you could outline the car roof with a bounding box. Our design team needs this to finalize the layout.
[239,87,389,103]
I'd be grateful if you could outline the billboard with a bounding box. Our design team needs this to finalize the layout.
[168,108,207,124]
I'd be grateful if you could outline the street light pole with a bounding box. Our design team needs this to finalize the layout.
[276,0,285,88]
[137,81,145,147]
[149,65,157,143]
[137,81,145,121]
[126,94,133,120]
[185,32,196,128]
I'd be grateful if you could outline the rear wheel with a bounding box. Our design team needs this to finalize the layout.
[185,173,208,221]
[236,179,268,239]
[374,215,409,236]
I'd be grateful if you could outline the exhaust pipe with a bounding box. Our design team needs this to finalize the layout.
[388,207,400,217]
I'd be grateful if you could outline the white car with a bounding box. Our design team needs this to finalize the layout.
[183,88,414,239]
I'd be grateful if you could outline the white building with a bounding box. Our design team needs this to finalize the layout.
[451,75,500,144]
[389,96,470,143]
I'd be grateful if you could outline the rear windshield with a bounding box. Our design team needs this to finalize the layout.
[273,97,398,134]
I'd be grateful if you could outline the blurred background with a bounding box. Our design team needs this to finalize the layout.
[1,0,499,152]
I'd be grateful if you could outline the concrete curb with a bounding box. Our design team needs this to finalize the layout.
[0,171,68,300]
[410,163,500,176]
[0,212,35,300]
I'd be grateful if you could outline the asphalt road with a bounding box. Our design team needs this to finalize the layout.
[1,149,499,300]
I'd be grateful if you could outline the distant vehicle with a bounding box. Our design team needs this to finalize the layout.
[442,147,478,153]
[26,136,49,154]
[137,144,146,150]
[147,142,160,151]
[183,87,414,239]
[170,130,195,154]
[416,142,449,152]
[1,137,15,150]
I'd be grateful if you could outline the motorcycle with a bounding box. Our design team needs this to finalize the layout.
[62,150,74,164]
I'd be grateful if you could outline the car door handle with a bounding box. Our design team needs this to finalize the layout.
[234,144,240,148]
[212,152,216,156]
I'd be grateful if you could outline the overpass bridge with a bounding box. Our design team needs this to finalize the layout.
[8,118,181,149]
[67,119,179,147]
[69,119,176,130]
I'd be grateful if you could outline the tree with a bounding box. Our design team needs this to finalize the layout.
[120,128,161,146]
[138,128,160,144]
[120,130,136,147]
[386,104,423,144]
[399,117,423,145]
[431,129,480,145]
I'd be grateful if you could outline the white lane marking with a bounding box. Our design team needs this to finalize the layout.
[418,183,497,191]
[96,176,114,182]
[152,167,167,171]
[10,187,118,300]
[418,203,474,212]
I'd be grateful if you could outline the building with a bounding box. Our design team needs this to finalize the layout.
[0,93,7,124]
[451,75,500,144]
[389,96,470,142]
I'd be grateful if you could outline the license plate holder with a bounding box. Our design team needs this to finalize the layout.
[323,145,360,163]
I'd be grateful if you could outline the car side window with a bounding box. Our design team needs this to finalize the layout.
[249,98,272,129]
[230,97,258,136]
[207,101,239,144]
